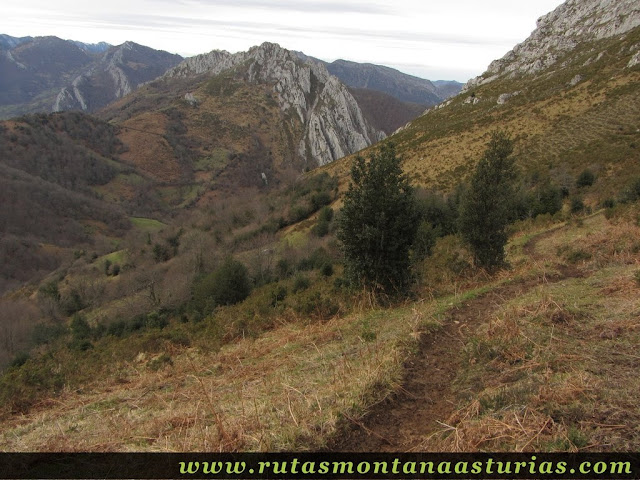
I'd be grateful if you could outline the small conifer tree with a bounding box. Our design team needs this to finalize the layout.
[337,143,418,295]
[459,131,517,270]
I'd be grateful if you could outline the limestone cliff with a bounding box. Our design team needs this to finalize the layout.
[465,0,640,90]
[165,42,385,166]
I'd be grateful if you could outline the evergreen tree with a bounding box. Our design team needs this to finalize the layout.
[459,132,517,269]
[337,143,418,295]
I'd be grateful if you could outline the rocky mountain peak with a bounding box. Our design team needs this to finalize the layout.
[166,42,385,166]
[465,0,640,90]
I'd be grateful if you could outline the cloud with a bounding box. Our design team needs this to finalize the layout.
[81,11,514,49]
[4,0,566,81]
[172,0,393,15]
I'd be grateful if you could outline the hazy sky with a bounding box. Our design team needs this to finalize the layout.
[3,0,565,82]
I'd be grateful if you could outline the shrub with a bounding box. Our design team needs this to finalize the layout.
[68,339,93,351]
[269,285,288,307]
[320,263,334,277]
[289,204,313,223]
[191,257,251,313]
[318,206,334,223]
[601,198,616,209]
[70,314,91,340]
[310,191,332,210]
[146,311,169,329]
[566,249,592,264]
[292,274,311,293]
[298,247,332,271]
[294,291,339,320]
[276,258,293,279]
[312,220,330,237]
[571,197,585,214]
[621,177,640,203]
[148,353,173,371]
[415,190,459,237]
[107,320,127,337]
[576,169,595,188]
[32,322,67,345]
[39,281,61,303]
[531,182,563,217]
[152,243,172,262]
[10,352,30,368]
[62,289,86,316]
[413,221,437,260]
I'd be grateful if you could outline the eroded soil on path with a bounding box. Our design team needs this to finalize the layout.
[329,229,581,451]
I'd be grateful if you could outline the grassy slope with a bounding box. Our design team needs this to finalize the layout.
[0,205,638,451]
[322,28,640,199]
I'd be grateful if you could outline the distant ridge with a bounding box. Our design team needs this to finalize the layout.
[295,52,462,106]
[0,35,182,118]
[70,40,112,54]
[0,34,33,50]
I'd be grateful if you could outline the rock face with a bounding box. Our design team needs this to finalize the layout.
[497,91,521,105]
[54,42,182,112]
[465,0,640,90]
[165,42,385,166]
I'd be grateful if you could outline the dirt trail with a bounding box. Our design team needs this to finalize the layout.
[329,227,579,451]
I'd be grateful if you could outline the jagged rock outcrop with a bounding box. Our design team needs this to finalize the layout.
[54,42,182,112]
[497,91,521,105]
[165,42,385,166]
[184,92,198,106]
[164,49,240,78]
[464,0,640,90]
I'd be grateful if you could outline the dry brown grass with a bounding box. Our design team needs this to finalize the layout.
[119,113,180,183]
[2,209,639,452]
[0,298,438,451]
[418,213,640,451]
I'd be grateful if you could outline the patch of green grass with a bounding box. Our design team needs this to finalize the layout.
[101,250,127,265]
[130,217,166,230]
[194,148,230,172]
[119,172,147,186]
[281,230,308,249]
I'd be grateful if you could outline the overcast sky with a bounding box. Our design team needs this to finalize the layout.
[3,0,565,82]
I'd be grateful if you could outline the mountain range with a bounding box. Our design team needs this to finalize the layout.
[0,36,183,118]
[0,34,461,122]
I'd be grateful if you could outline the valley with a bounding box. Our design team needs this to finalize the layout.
[0,0,639,454]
